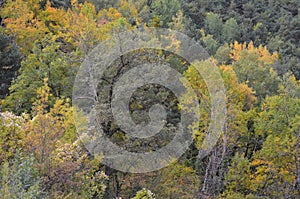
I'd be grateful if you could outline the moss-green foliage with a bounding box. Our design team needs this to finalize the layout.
[0,152,42,199]
[0,28,21,99]
[1,37,76,114]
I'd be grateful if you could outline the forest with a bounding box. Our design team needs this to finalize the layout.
[0,0,299,198]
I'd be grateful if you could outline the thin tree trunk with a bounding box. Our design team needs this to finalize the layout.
[201,155,212,193]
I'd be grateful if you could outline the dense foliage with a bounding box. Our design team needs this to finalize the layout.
[0,0,299,198]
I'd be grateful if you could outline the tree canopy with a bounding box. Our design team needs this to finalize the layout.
[0,0,299,198]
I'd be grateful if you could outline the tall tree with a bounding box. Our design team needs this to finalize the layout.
[222,18,240,43]
[0,28,21,99]
[0,0,48,54]
[230,41,280,103]
[1,36,76,114]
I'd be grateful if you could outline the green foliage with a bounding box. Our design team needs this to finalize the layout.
[181,0,300,79]
[222,75,300,198]
[230,41,280,102]
[222,18,240,43]
[0,112,25,163]
[223,153,251,195]
[201,14,240,54]
[1,36,76,114]
[0,28,21,99]
[86,0,119,11]
[132,188,156,199]
[200,29,219,55]
[150,0,181,27]
[215,44,231,65]
[0,152,42,199]
[204,12,223,42]
[155,162,200,198]
[0,0,299,198]
[250,76,300,197]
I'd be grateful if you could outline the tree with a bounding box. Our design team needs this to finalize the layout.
[221,153,253,198]
[85,0,119,11]
[215,44,231,65]
[0,111,25,163]
[200,15,241,54]
[181,0,300,80]
[183,60,256,197]
[149,0,181,28]
[2,0,130,114]
[251,74,300,197]
[1,0,129,55]
[1,36,76,114]
[220,74,300,198]
[222,18,240,43]
[0,28,21,99]
[230,41,280,102]
[204,12,223,42]
[20,78,108,197]
[43,141,108,198]
[200,29,219,55]
[23,78,76,166]
[0,152,42,199]
[119,162,200,198]
[0,0,48,54]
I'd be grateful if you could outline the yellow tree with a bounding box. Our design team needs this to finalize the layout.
[1,0,48,54]
[23,78,76,171]
[40,0,130,53]
[1,0,130,55]
[230,41,280,102]
[21,78,108,197]
[183,60,256,196]
[221,74,300,198]
[0,111,25,163]
[250,74,300,197]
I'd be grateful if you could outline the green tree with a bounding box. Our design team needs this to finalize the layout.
[0,152,42,199]
[221,153,253,198]
[222,18,240,43]
[215,44,231,65]
[200,29,219,55]
[251,74,300,197]
[230,41,280,103]
[150,0,181,28]
[204,12,223,42]
[183,60,256,197]
[221,74,300,198]
[181,0,300,80]
[120,162,200,198]
[0,28,21,99]
[1,36,76,114]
